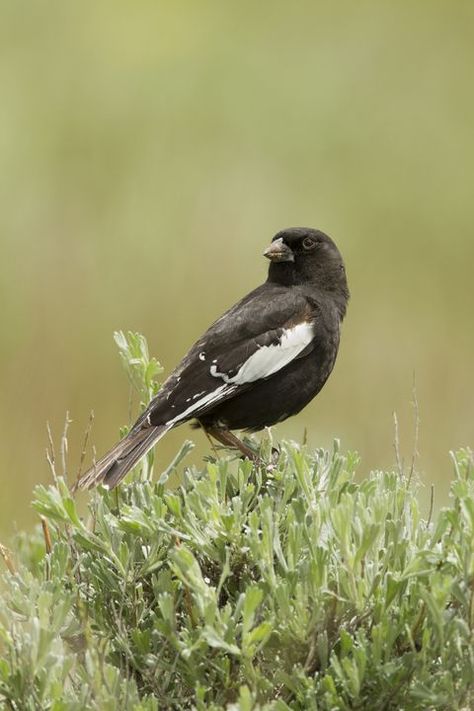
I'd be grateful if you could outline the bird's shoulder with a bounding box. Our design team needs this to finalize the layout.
[203,282,321,344]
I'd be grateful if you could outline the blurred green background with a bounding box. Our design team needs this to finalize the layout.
[1,1,473,537]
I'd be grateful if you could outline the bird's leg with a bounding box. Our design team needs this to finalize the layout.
[203,428,221,460]
[205,426,259,462]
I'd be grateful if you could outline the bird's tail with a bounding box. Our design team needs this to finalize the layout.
[73,424,172,491]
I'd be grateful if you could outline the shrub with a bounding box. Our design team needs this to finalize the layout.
[0,333,473,710]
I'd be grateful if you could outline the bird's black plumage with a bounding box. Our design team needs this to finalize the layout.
[75,227,349,490]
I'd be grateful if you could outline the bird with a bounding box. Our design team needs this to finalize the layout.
[74,227,349,490]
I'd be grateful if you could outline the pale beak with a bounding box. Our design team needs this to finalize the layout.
[263,238,295,263]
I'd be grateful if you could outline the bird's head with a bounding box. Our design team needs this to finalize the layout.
[264,227,349,310]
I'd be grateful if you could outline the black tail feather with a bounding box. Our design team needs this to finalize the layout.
[73,424,171,491]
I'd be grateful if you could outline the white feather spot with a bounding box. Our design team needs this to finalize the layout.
[210,322,313,385]
[199,352,206,361]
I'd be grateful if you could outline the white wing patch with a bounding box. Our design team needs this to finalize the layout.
[211,321,314,385]
[165,383,236,426]
[165,322,313,427]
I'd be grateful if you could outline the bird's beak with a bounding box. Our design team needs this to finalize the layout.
[263,238,295,263]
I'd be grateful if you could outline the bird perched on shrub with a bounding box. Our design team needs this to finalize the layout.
[75,227,349,490]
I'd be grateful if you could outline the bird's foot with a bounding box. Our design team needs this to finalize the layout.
[205,426,282,471]
[205,426,258,461]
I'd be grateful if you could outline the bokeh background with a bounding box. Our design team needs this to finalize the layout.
[1,1,473,538]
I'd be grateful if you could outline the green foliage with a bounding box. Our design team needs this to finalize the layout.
[0,335,473,710]
[114,330,167,483]
[114,330,163,408]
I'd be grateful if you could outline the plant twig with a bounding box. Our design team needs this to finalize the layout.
[393,411,403,478]
[61,412,72,482]
[0,542,16,574]
[408,375,420,487]
[426,484,434,529]
[77,410,95,481]
[46,421,58,484]
[41,516,53,554]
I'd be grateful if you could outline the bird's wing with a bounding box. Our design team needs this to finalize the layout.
[141,284,320,428]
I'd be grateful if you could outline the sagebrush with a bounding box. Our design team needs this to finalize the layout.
[0,332,472,710]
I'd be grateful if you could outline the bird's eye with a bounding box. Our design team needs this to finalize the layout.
[302,237,316,250]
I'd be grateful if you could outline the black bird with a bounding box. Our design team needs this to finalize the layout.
[75,227,349,490]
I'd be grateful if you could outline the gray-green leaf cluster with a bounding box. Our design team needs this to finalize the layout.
[0,443,473,709]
